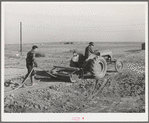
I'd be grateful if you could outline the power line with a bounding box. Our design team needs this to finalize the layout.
[95,30,145,32]
[27,24,145,32]
[28,23,145,28]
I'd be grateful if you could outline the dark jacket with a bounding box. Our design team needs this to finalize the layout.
[26,50,37,66]
[85,45,94,59]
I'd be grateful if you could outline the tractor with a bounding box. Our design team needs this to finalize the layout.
[49,50,123,83]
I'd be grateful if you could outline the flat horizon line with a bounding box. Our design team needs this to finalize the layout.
[4,41,145,45]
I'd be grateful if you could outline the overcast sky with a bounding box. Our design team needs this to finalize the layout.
[2,2,147,44]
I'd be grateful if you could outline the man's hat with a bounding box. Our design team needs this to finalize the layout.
[89,42,94,46]
[73,50,78,54]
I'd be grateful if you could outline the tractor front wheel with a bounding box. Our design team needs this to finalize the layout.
[115,59,123,72]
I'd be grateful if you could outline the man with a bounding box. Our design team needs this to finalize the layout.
[23,45,38,87]
[83,42,95,74]
[84,42,94,60]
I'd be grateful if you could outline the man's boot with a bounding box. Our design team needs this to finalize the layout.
[31,75,37,86]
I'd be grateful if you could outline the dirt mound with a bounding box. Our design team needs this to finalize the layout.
[4,83,87,113]
[114,72,145,97]
[4,72,145,113]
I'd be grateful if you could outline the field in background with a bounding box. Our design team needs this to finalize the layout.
[4,42,143,68]
[4,42,145,113]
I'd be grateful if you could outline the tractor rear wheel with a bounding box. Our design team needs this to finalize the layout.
[89,56,107,79]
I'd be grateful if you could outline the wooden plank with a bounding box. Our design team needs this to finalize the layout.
[53,66,80,71]
[38,66,57,78]
[46,72,57,78]
[53,73,69,77]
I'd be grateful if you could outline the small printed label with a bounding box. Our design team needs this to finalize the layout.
[72,117,80,121]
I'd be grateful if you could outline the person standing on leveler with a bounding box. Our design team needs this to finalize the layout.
[23,45,38,87]
[84,42,94,59]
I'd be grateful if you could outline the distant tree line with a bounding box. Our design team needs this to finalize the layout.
[64,42,73,44]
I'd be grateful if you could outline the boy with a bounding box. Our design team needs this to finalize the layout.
[23,45,38,87]
[70,51,80,67]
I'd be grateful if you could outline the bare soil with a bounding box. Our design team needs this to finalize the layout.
[4,42,145,113]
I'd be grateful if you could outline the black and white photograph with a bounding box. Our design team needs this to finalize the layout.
[1,1,148,122]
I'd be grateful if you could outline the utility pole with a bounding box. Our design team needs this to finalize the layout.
[20,22,22,55]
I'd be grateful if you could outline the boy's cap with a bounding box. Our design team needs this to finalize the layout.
[32,45,38,49]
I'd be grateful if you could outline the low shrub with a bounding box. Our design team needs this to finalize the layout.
[35,52,45,57]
